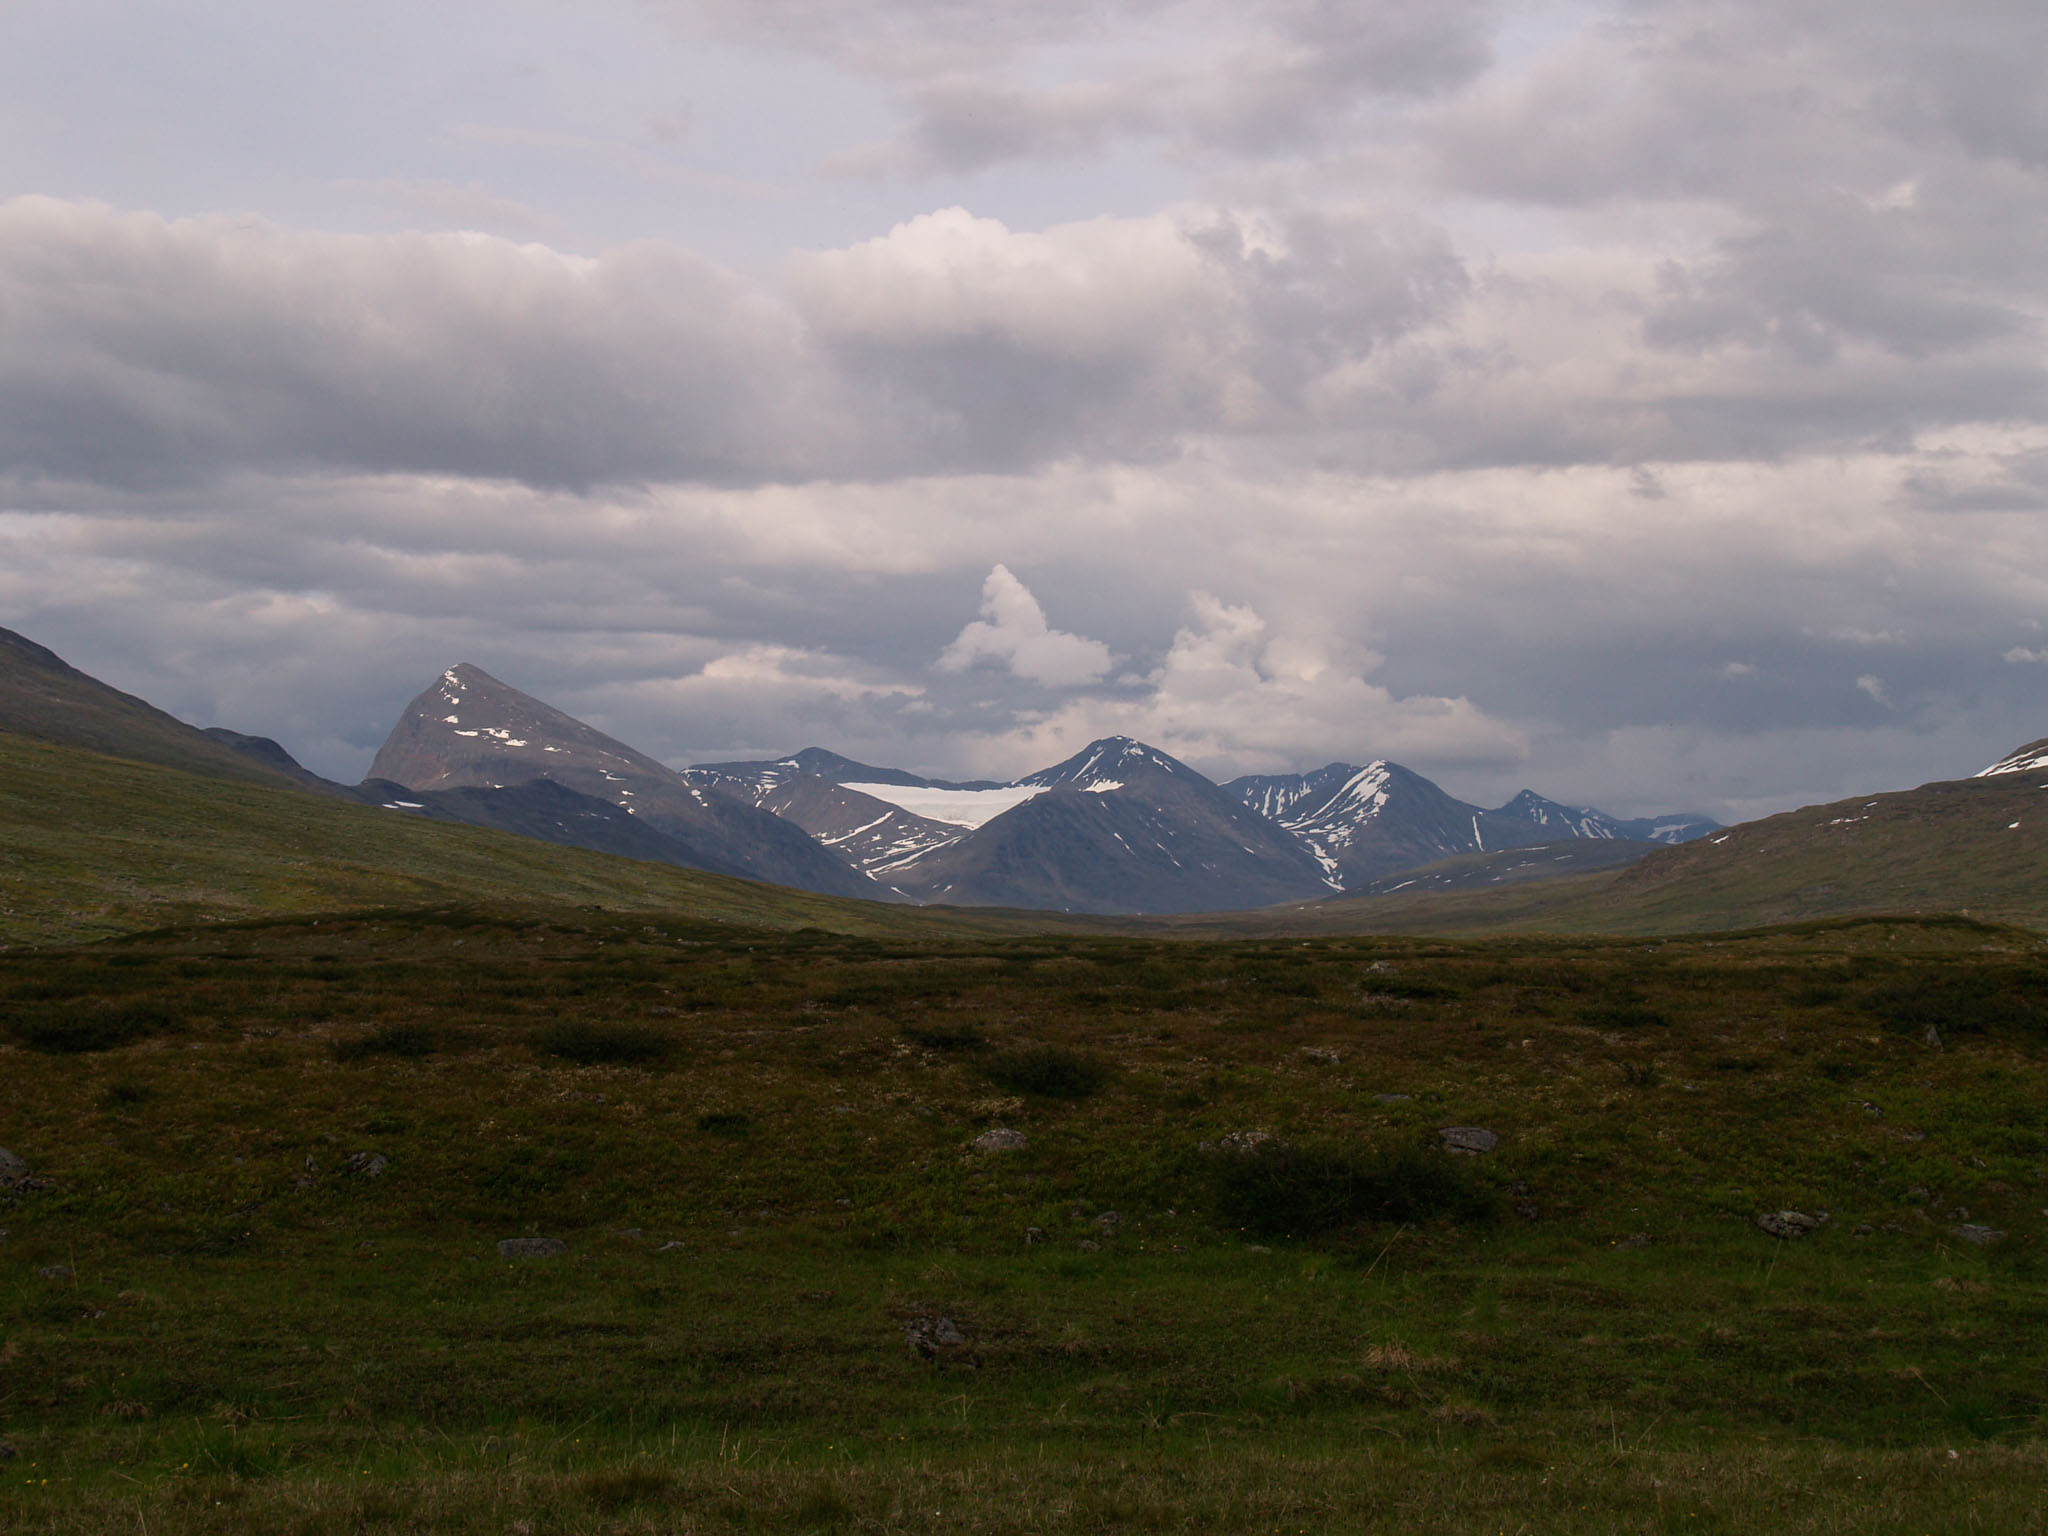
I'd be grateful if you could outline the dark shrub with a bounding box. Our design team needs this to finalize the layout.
[1578,1000,1670,1030]
[1861,970,2044,1038]
[331,1021,444,1062]
[1210,1138,1496,1239]
[538,1020,674,1066]
[901,1021,986,1052]
[984,1045,1112,1099]
[11,1001,178,1053]
[695,1111,752,1136]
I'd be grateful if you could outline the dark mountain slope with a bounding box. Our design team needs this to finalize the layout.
[686,765,962,883]
[367,665,877,898]
[1224,760,1718,889]
[903,738,1331,914]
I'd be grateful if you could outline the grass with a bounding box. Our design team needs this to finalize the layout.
[3,908,2047,1529]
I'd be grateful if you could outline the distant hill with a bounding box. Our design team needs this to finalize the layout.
[0,626,301,788]
[1207,762,2048,937]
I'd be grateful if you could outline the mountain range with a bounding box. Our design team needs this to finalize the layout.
[1,622,2043,938]
[351,661,1721,913]
[0,631,1722,915]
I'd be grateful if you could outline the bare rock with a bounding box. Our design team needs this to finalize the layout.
[1756,1210,1827,1240]
[1093,1211,1123,1233]
[903,1313,968,1358]
[0,1148,27,1185]
[497,1237,566,1260]
[1954,1224,2005,1246]
[1300,1047,1341,1065]
[1024,1226,1047,1245]
[346,1152,388,1178]
[1373,1094,1412,1104]
[972,1127,1027,1153]
[1439,1127,1499,1156]
[37,1264,73,1279]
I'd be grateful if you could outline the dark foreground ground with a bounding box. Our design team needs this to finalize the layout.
[3,909,2046,1532]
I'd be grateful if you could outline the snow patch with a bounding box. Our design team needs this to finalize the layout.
[840,782,1044,828]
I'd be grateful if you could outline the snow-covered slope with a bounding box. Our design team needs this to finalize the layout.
[1979,737,2048,777]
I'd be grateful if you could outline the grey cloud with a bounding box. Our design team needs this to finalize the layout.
[0,198,852,491]
[844,0,1498,173]
[0,198,1473,491]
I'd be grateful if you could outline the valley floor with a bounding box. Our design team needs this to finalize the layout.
[2,911,2046,1532]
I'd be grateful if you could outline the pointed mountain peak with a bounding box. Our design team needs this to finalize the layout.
[1020,736,1193,790]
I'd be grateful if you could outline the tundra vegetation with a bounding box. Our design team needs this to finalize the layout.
[2,909,2046,1532]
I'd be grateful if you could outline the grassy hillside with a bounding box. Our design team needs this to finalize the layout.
[0,732,997,947]
[2,910,2046,1531]
[0,628,297,788]
[1217,772,2048,937]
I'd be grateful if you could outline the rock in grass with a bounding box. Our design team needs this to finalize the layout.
[346,1152,388,1178]
[1953,1224,2005,1246]
[1200,1129,1276,1155]
[1756,1210,1827,1240]
[972,1127,1027,1153]
[903,1314,967,1357]
[497,1237,566,1260]
[37,1264,73,1279]
[1439,1127,1499,1155]
[0,1148,26,1185]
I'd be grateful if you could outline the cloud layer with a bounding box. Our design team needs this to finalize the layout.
[3,0,2047,819]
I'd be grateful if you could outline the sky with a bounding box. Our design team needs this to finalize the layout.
[3,0,2046,821]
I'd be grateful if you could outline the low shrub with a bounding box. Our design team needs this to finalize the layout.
[695,1111,752,1136]
[1578,999,1670,1030]
[1210,1138,1497,1239]
[10,1001,179,1053]
[900,1021,986,1052]
[331,1020,445,1061]
[537,1020,675,1066]
[984,1045,1112,1099]
[1861,970,2045,1038]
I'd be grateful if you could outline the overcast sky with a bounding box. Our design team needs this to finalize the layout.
[4,0,2046,819]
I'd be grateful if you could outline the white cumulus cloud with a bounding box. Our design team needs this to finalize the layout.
[937,564,1114,687]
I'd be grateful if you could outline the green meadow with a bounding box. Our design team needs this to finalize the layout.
[3,908,2046,1531]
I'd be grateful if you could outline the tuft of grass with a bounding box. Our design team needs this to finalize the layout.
[575,1467,674,1513]
[983,1044,1112,1099]
[695,1110,752,1136]
[536,1020,675,1065]
[1210,1137,1497,1238]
